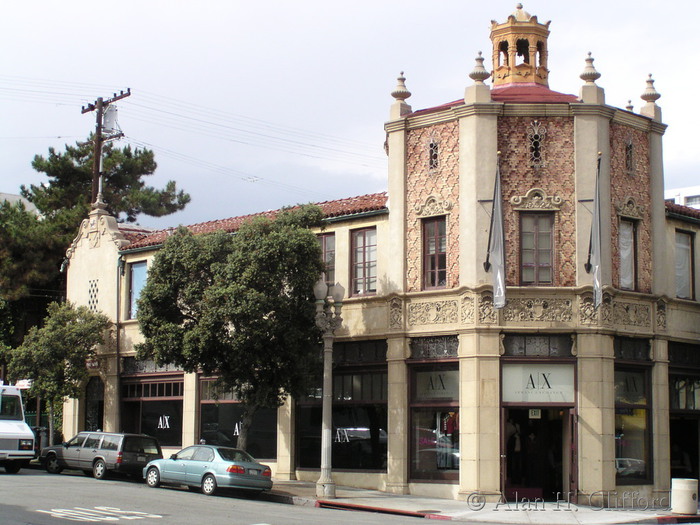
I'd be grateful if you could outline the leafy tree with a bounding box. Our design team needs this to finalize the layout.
[137,205,325,451]
[23,139,191,223]
[0,200,67,302]
[7,302,111,444]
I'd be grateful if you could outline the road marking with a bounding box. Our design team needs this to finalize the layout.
[36,506,162,522]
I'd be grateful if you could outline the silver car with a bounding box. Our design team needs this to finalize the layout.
[143,445,272,496]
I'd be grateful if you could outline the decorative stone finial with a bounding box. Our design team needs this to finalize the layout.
[513,3,531,21]
[640,74,661,104]
[580,52,601,84]
[626,100,633,112]
[469,52,490,84]
[391,71,411,102]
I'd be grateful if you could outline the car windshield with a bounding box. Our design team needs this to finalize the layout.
[124,437,160,454]
[217,447,254,463]
[0,394,23,421]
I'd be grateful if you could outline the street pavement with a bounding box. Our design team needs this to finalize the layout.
[261,480,700,524]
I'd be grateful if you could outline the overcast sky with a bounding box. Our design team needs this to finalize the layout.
[2,1,696,228]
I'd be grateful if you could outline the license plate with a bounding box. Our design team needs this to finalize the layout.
[138,456,146,462]
[248,469,259,475]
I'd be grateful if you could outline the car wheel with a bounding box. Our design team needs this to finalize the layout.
[4,462,21,474]
[201,474,217,496]
[45,454,63,474]
[146,467,160,488]
[93,459,108,480]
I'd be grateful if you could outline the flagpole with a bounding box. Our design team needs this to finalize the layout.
[484,151,506,308]
[585,152,603,308]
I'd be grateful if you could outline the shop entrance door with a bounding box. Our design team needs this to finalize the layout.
[670,417,699,479]
[503,407,572,501]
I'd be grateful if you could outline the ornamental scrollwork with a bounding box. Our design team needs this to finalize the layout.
[502,298,572,322]
[461,295,475,324]
[616,197,643,219]
[579,295,598,325]
[389,297,403,330]
[510,188,562,211]
[478,293,497,324]
[414,195,454,217]
[407,300,458,326]
[655,299,667,331]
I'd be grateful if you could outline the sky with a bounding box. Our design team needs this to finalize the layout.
[1,1,697,229]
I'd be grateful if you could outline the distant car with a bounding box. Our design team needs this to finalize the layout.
[40,432,162,479]
[615,457,646,477]
[143,444,272,496]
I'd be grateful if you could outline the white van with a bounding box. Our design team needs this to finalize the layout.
[0,384,35,473]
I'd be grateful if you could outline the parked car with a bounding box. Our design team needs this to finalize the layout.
[143,444,272,496]
[40,432,162,479]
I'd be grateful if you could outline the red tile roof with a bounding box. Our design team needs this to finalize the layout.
[490,83,579,103]
[410,84,579,117]
[666,201,700,222]
[123,192,388,250]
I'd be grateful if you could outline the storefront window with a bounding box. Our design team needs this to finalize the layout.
[199,379,277,459]
[410,365,459,481]
[122,377,184,447]
[615,368,651,484]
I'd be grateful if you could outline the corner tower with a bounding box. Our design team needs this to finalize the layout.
[490,3,550,87]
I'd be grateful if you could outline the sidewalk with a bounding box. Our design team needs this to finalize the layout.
[261,480,700,524]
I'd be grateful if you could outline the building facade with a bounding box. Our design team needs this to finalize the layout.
[63,6,700,504]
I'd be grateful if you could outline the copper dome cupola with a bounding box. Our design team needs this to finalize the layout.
[490,4,551,87]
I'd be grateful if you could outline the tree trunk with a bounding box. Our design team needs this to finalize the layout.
[236,403,257,454]
[48,401,55,445]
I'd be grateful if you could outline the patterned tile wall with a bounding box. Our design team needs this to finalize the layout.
[405,121,460,292]
[497,116,577,286]
[609,123,652,293]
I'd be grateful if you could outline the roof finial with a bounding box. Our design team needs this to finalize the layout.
[640,73,661,104]
[580,52,601,84]
[391,71,412,102]
[469,52,490,84]
[626,100,634,112]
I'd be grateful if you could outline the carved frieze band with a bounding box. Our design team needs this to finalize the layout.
[407,300,458,326]
[510,188,562,211]
[414,195,454,217]
[612,301,651,327]
[479,293,498,324]
[616,197,643,219]
[502,298,573,322]
[579,295,598,325]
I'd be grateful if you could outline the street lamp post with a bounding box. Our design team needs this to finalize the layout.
[313,278,344,499]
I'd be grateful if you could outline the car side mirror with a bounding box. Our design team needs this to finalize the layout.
[170,454,178,460]
[62,443,69,448]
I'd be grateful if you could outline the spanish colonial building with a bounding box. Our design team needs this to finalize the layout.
[63,5,700,504]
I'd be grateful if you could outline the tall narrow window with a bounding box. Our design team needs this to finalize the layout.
[520,213,553,285]
[351,228,377,295]
[528,120,546,169]
[319,233,335,286]
[619,220,637,290]
[423,217,447,288]
[429,141,439,170]
[676,231,694,299]
[128,261,148,319]
[625,139,634,176]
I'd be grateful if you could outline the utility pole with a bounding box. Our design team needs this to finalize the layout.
[82,89,130,204]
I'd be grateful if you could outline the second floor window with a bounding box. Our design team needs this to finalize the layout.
[128,261,148,319]
[423,216,447,288]
[619,219,637,291]
[351,228,377,295]
[520,213,553,285]
[319,233,335,286]
[676,231,694,299]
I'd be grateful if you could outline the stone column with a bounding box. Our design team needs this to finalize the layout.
[652,339,670,490]
[275,397,296,480]
[576,333,616,503]
[459,331,501,500]
[181,372,198,447]
[386,336,409,494]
